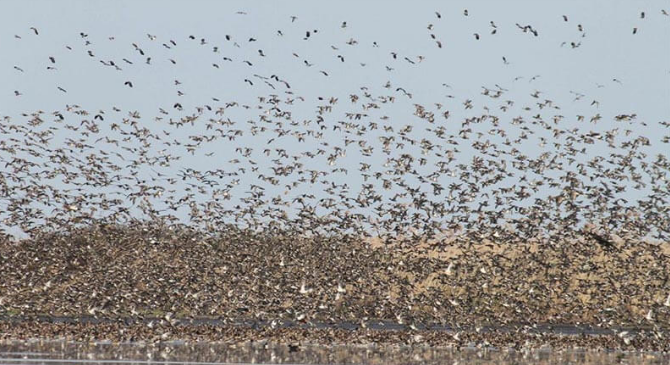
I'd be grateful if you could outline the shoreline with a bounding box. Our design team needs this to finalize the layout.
[1,314,667,336]
[1,316,669,352]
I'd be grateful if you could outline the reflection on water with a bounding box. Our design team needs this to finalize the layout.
[0,340,668,365]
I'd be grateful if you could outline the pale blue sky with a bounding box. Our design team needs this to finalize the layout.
[1,0,668,114]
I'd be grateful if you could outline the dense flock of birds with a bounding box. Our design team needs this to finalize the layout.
[1,8,669,245]
[1,8,670,350]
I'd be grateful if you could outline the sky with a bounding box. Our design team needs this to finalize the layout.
[0,0,669,237]
[1,0,668,113]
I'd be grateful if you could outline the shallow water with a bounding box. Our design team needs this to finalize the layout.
[0,340,668,365]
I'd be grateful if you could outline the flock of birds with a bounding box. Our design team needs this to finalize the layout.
[1,8,670,351]
[1,8,669,246]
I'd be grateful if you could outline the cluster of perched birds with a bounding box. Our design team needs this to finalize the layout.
[1,8,669,247]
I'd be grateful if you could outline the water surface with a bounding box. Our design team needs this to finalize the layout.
[1,340,668,365]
